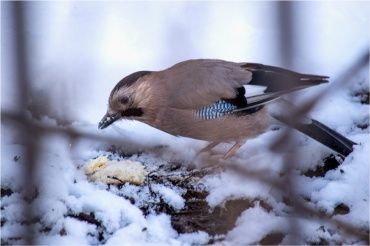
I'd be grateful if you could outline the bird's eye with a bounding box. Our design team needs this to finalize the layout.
[120,97,129,104]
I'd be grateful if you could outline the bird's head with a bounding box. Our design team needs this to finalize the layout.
[98,71,152,129]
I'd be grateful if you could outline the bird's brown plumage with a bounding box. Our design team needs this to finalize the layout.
[124,60,268,142]
[157,59,252,109]
[99,59,355,158]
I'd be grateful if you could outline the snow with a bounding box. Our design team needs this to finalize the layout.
[225,204,288,244]
[152,185,185,211]
[1,1,369,245]
[2,84,368,245]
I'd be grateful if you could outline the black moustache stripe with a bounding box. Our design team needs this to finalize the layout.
[122,108,144,117]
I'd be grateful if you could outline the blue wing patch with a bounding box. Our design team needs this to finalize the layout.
[195,100,238,120]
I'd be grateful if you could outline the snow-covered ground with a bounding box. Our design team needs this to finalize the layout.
[1,69,369,244]
[1,1,369,245]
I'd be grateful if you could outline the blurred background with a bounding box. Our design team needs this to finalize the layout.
[2,1,369,125]
[1,2,369,244]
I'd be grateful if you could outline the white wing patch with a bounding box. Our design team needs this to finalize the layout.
[243,84,267,97]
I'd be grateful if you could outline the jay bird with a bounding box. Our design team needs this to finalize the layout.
[99,59,355,159]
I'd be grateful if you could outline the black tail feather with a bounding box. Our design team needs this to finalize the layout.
[296,119,356,157]
[275,116,356,157]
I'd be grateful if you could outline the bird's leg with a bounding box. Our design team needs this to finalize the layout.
[198,141,220,155]
[223,140,245,159]
[193,142,221,164]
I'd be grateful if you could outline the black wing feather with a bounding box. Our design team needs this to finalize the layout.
[242,63,329,92]
[231,63,329,114]
[198,63,329,118]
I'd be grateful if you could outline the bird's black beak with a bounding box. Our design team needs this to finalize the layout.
[98,113,120,129]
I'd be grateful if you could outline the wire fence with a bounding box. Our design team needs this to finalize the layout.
[2,2,369,245]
